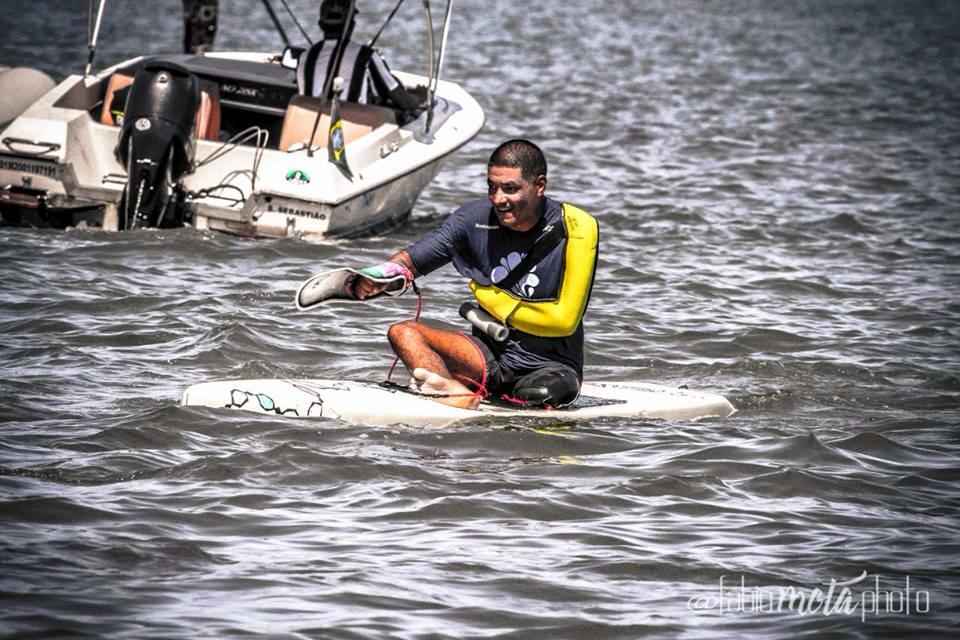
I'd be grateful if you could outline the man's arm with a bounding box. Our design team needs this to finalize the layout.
[353,205,468,300]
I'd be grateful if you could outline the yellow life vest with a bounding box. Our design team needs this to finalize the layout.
[469,203,599,338]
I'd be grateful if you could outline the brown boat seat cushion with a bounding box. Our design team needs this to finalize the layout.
[99,72,221,141]
[278,94,396,152]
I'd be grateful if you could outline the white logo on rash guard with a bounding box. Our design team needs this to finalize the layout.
[490,252,540,297]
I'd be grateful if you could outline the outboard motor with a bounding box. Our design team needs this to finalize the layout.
[115,61,199,229]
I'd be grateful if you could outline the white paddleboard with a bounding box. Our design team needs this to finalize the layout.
[180,379,735,427]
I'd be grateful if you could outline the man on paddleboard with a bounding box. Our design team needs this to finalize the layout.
[354,139,599,410]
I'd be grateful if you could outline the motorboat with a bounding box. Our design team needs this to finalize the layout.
[0,0,484,240]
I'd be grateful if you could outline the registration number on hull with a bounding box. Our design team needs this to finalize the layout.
[0,154,63,180]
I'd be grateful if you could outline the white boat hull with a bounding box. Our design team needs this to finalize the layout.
[0,53,484,239]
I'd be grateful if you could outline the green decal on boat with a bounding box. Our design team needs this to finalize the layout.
[285,169,310,184]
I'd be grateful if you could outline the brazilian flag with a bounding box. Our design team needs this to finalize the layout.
[328,95,353,179]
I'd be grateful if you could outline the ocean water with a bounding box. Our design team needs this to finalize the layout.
[1,0,959,637]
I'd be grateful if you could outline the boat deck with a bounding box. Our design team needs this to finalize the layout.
[69,53,425,150]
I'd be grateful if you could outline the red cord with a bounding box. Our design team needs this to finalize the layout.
[454,332,488,401]
[498,393,555,410]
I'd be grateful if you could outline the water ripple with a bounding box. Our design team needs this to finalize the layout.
[2,0,959,637]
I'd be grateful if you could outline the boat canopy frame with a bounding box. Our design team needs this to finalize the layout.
[84,0,457,136]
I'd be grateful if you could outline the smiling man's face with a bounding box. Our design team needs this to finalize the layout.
[487,165,546,232]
